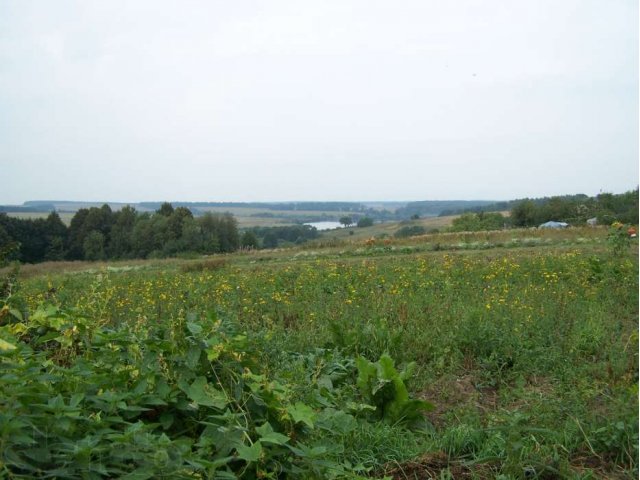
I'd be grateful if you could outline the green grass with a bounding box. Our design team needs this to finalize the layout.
[1,227,637,478]
[317,215,464,241]
[5,211,76,225]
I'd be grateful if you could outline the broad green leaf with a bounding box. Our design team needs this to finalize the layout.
[186,376,227,409]
[0,337,17,351]
[186,321,203,335]
[287,402,315,428]
[159,412,174,430]
[185,346,201,368]
[8,322,27,335]
[236,441,262,463]
[256,422,290,445]
[120,468,155,480]
[69,393,84,407]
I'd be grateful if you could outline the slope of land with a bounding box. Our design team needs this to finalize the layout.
[1,226,637,478]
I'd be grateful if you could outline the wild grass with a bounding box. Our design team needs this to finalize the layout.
[2,227,637,478]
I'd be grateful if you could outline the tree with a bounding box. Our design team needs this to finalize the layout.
[394,225,426,238]
[451,212,505,232]
[357,217,374,228]
[510,200,538,227]
[83,230,106,261]
[241,231,259,249]
[109,206,137,259]
[339,216,353,227]
[262,232,278,249]
[157,202,175,217]
[179,217,204,253]
[67,205,113,260]
[219,214,240,252]
[168,207,193,239]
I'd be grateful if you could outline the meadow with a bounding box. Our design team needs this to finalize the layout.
[1,227,637,479]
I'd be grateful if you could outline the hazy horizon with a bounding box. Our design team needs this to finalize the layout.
[2,1,638,204]
[6,186,638,208]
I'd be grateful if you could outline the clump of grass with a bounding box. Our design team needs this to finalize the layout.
[179,257,227,273]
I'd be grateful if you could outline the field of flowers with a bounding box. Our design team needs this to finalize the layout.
[1,229,638,478]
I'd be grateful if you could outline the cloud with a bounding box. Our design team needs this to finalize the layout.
[0,0,637,203]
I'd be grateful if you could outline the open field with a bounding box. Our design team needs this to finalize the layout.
[319,215,464,240]
[320,212,512,242]
[1,227,637,478]
[3,207,462,231]
[5,211,76,225]
[4,207,366,229]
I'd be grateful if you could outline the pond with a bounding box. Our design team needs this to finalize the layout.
[304,221,345,231]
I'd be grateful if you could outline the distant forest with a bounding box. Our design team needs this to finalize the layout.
[445,189,638,232]
[0,203,242,264]
[1,190,637,264]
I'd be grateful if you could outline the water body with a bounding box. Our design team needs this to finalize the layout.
[304,221,344,231]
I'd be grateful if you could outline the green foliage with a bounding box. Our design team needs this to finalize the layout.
[0,204,242,263]
[249,225,319,248]
[179,258,228,273]
[607,222,633,256]
[510,189,639,227]
[241,231,259,249]
[356,354,433,426]
[83,230,106,260]
[339,216,353,227]
[328,316,402,361]
[4,228,639,477]
[450,212,505,232]
[0,297,420,478]
[357,217,374,228]
[394,225,426,238]
[510,200,538,227]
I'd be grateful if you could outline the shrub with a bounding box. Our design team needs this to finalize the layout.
[179,257,227,273]
[394,226,426,238]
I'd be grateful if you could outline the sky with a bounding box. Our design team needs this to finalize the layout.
[1,0,638,204]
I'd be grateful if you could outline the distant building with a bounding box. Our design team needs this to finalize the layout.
[539,221,569,229]
[586,217,598,226]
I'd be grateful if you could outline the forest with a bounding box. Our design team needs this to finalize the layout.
[0,203,241,264]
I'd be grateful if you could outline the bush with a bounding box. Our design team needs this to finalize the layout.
[357,217,374,228]
[394,226,426,238]
[179,257,227,273]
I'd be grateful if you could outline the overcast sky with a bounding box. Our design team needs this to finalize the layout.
[1,0,638,204]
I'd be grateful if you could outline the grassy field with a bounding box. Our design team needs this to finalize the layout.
[5,208,355,228]
[1,227,637,478]
[318,215,463,240]
[5,211,76,225]
[319,212,513,242]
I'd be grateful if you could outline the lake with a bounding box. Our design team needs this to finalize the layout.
[304,221,345,231]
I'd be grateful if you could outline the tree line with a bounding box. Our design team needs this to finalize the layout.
[447,189,638,232]
[0,203,241,264]
[243,224,319,249]
[509,189,638,227]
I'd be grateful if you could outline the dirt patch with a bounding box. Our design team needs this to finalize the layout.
[378,451,496,479]
[569,453,635,480]
[420,374,498,427]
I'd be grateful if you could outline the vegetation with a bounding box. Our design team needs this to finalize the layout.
[0,203,240,263]
[509,190,638,227]
[396,201,496,219]
[1,223,636,478]
[340,217,354,227]
[394,225,426,238]
[357,218,374,228]
[244,225,319,249]
[450,212,506,232]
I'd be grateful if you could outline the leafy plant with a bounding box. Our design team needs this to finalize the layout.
[356,353,433,426]
[607,221,632,256]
